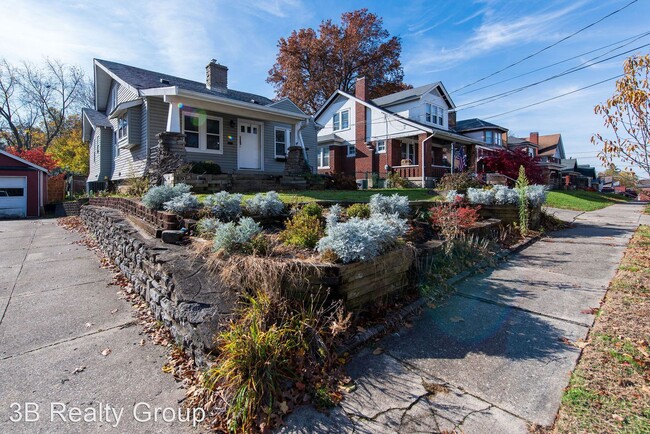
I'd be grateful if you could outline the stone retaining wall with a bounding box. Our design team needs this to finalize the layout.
[88,197,179,234]
[81,205,238,366]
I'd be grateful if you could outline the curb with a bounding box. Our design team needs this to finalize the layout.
[337,233,543,355]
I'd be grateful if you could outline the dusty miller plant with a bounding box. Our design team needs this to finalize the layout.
[515,166,530,237]
[492,185,519,205]
[466,187,495,205]
[141,183,192,210]
[526,185,547,207]
[317,213,408,263]
[244,191,285,216]
[196,217,220,238]
[204,191,243,221]
[163,192,199,214]
[212,217,262,255]
[369,193,410,217]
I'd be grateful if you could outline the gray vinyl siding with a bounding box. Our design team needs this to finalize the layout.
[301,119,318,173]
[87,127,113,182]
[146,96,168,150]
[110,81,146,180]
[126,105,142,146]
[182,109,238,173]
[263,120,293,174]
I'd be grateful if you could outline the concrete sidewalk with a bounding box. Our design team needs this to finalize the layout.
[0,220,199,433]
[282,202,646,433]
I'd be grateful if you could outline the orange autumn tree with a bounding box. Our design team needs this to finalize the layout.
[267,9,410,114]
[592,54,650,177]
[6,146,59,171]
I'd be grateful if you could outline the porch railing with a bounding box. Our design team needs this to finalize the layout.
[393,165,421,178]
[430,165,451,178]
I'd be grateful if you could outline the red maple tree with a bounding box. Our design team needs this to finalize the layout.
[483,149,546,185]
[5,146,59,171]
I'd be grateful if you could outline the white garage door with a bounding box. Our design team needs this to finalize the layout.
[0,176,27,218]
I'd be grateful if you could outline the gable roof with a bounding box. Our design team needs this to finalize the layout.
[560,158,579,172]
[507,136,538,148]
[454,118,508,133]
[314,89,481,145]
[371,82,455,109]
[0,149,49,173]
[82,108,112,129]
[530,133,566,159]
[94,59,274,107]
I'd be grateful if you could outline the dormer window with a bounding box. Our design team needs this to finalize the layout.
[485,131,503,146]
[333,109,350,131]
[117,114,128,140]
[425,104,444,126]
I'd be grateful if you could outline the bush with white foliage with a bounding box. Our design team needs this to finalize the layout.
[212,217,262,255]
[243,191,285,217]
[163,193,200,214]
[203,191,242,221]
[317,213,408,263]
[142,183,192,210]
[526,185,548,207]
[369,193,410,217]
[466,188,495,205]
[492,185,520,205]
[445,190,465,202]
[326,203,343,228]
[196,218,220,238]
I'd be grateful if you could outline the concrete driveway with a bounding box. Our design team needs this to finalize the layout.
[0,219,199,432]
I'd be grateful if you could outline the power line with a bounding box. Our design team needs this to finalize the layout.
[480,74,623,120]
[456,30,650,97]
[450,0,639,94]
[454,42,650,110]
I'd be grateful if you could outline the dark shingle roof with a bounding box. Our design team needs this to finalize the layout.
[454,118,507,133]
[82,108,112,128]
[96,59,274,106]
[371,83,441,107]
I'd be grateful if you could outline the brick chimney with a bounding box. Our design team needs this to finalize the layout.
[448,110,457,129]
[529,131,539,145]
[206,59,228,92]
[355,76,368,101]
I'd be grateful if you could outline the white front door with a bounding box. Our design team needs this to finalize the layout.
[238,121,262,170]
[0,176,27,218]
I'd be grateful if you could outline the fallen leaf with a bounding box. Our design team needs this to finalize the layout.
[372,347,383,355]
[279,401,289,414]
[85,322,94,328]
[139,339,146,346]
[101,348,111,356]
[111,309,118,314]
[72,366,86,374]
[162,364,173,373]
[612,414,624,422]
[295,382,305,391]
[404,322,414,328]
[449,316,465,323]
[575,340,589,349]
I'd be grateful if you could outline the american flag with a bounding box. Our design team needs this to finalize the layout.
[455,146,466,171]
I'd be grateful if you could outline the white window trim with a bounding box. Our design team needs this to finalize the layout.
[333,108,351,132]
[317,146,330,169]
[117,113,128,141]
[347,143,356,157]
[274,126,291,158]
[401,142,417,164]
[425,103,444,127]
[182,112,224,154]
[376,139,386,154]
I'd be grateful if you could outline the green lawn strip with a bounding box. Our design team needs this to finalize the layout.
[196,189,441,204]
[546,190,629,211]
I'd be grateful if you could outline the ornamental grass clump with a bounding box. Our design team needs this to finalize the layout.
[142,183,192,210]
[369,193,410,217]
[212,217,262,256]
[205,291,349,433]
[163,192,200,215]
[204,191,243,221]
[244,191,285,217]
[317,213,408,263]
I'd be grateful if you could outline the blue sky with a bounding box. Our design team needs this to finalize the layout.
[1,0,648,174]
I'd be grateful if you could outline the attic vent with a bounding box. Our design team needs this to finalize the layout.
[160,78,170,85]
[250,99,260,104]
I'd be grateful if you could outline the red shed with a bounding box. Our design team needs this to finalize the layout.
[0,150,49,218]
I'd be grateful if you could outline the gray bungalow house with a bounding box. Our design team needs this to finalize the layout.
[83,59,317,191]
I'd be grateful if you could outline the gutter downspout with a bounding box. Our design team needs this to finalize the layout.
[296,120,312,173]
[421,132,437,187]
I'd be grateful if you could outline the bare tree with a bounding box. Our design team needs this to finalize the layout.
[0,58,90,151]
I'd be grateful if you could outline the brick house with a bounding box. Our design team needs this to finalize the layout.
[313,78,482,187]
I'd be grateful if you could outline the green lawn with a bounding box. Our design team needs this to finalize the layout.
[196,188,441,204]
[545,190,629,212]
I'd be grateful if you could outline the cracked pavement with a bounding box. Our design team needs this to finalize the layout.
[281,202,647,433]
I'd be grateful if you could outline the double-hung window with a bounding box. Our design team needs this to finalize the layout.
[333,109,350,131]
[425,104,444,126]
[376,140,386,153]
[494,133,502,146]
[347,144,356,157]
[485,130,493,144]
[117,114,128,140]
[274,127,290,158]
[401,142,417,164]
[317,146,330,168]
[182,112,223,153]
